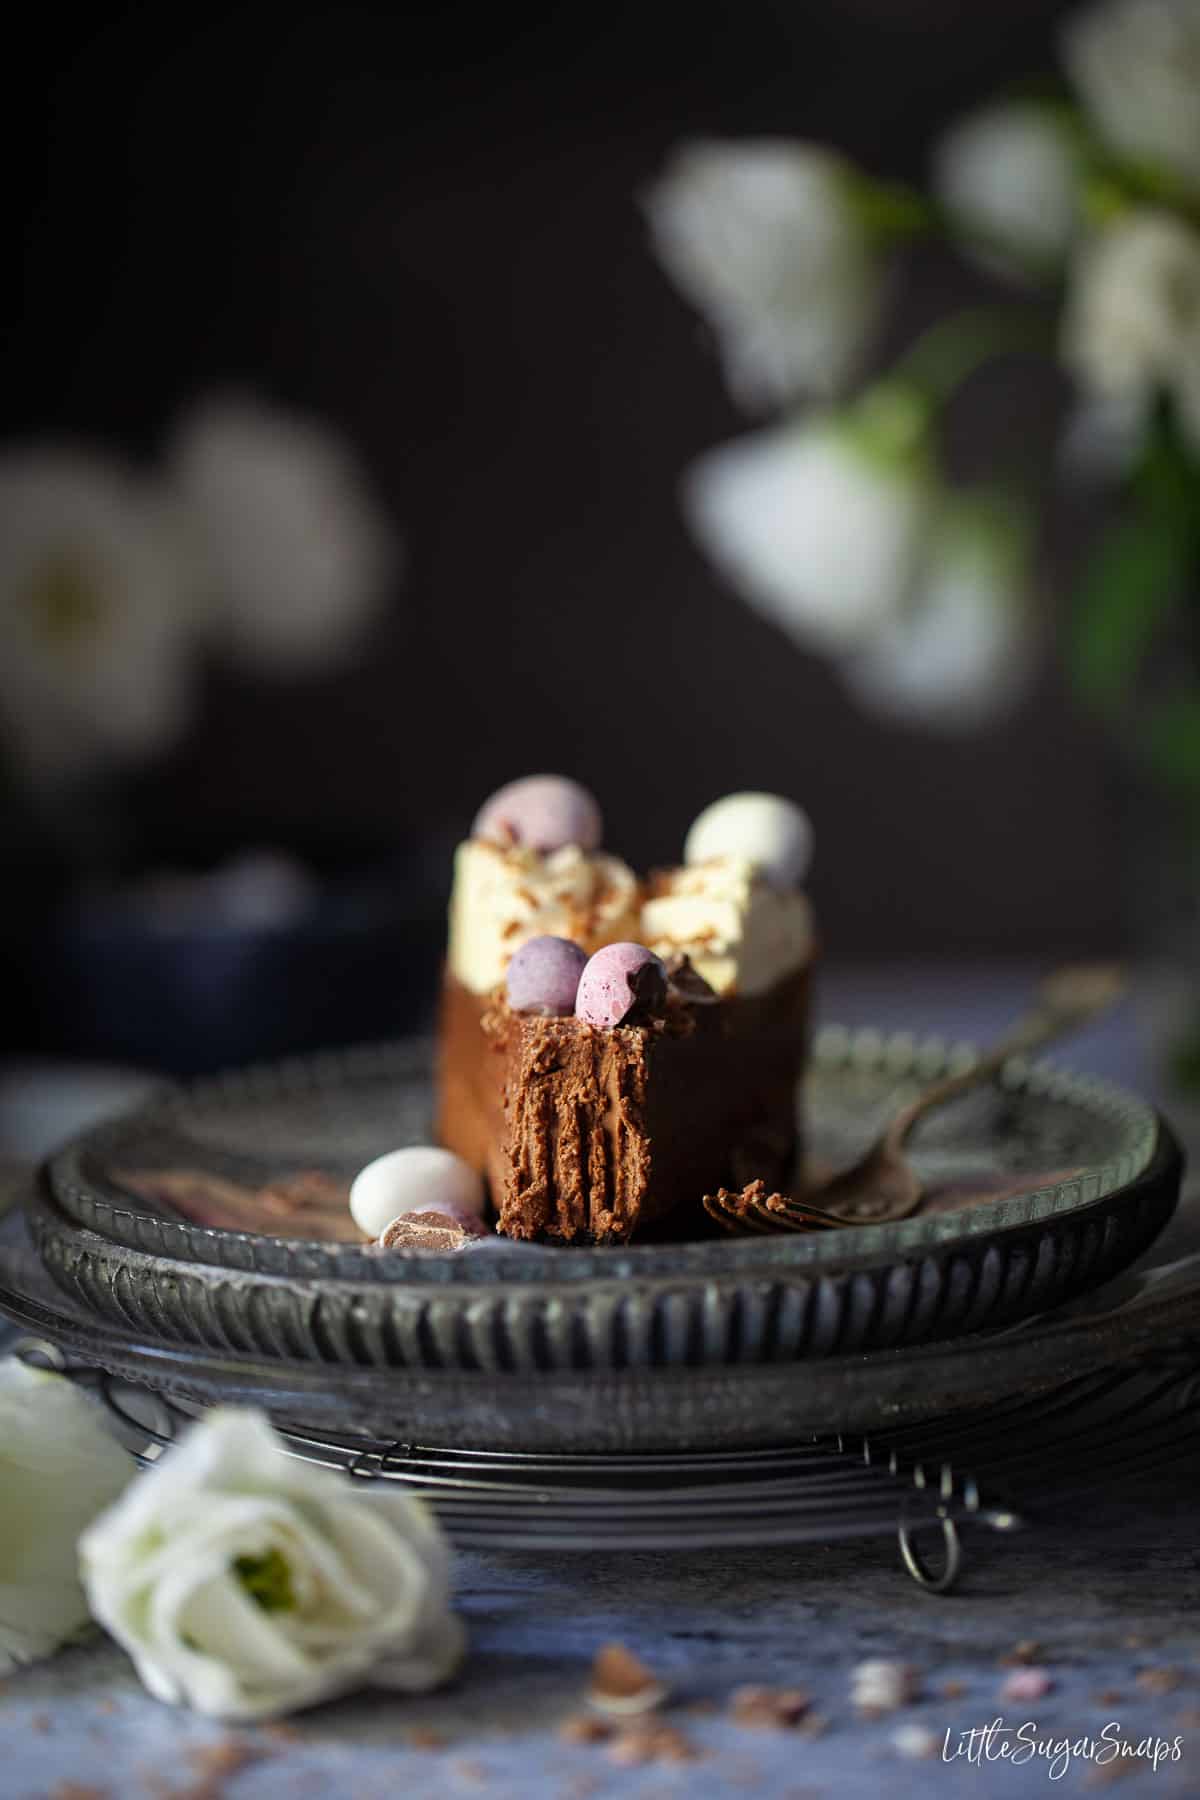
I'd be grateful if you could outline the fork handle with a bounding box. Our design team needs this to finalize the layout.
[882,961,1125,1153]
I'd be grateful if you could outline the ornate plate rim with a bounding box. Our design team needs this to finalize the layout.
[41,1026,1163,1286]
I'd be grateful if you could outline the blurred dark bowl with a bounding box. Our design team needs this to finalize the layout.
[18,874,445,1078]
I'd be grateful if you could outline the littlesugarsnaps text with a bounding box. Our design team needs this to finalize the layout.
[943,1718,1182,1781]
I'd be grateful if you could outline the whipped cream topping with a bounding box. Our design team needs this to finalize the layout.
[640,855,814,997]
[446,840,641,995]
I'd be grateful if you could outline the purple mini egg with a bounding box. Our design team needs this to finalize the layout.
[472,775,603,853]
[506,934,588,1015]
[575,942,667,1030]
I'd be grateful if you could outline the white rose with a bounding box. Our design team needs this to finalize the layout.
[841,500,1034,730]
[643,139,881,410]
[80,1407,465,1720]
[0,451,195,785]
[682,411,934,652]
[1062,210,1200,449]
[0,1358,132,1671]
[933,102,1081,273]
[1062,0,1200,194]
[169,395,400,676]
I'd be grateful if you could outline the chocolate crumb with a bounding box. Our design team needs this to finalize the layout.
[998,1639,1042,1667]
[941,1679,968,1699]
[729,1685,811,1729]
[1135,1666,1182,1696]
[449,1759,488,1786]
[587,1642,668,1715]
[605,1723,697,1766]
[559,1715,613,1745]
[261,1721,303,1745]
[404,1727,448,1750]
[1095,1688,1124,1706]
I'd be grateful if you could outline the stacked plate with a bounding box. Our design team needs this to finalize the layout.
[15,1027,1182,1451]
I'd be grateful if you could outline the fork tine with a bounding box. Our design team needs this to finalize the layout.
[749,1199,843,1233]
[702,1193,778,1235]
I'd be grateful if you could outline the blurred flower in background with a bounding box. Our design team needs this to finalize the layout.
[841,495,1035,731]
[0,452,194,785]
[0,397,400,811]
[646,0,1200,744]
[683,390,935,652]
[169,395,400,676]
[931,102,1082,276]
[646,0,1200,1084]
[642,140,888,410]
[1061,0,1200,195]
[1063,211,1200,453]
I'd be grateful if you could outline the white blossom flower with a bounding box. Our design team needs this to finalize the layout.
[169,396,400,676]
[80,1407,464,1720]
[0,451,195,784]
[0,1358,132,1671]
[1062,210,1200,451]
[643,139,882,409]
[682,412,935,652]
[841,499,1034,730]
[1062,0,1200,194]
[933,102,1081,274]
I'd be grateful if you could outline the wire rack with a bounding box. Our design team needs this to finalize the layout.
[17,1343,1200,1594]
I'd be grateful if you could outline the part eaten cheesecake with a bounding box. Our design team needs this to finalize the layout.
[435,779,816,1245]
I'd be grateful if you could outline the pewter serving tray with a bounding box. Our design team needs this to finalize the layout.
[25,1027,1179,1449]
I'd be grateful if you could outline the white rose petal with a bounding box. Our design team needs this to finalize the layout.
[643,139,881,409]
[1062,210,1200,449]
[683,420,934,652]
[0,1358,132,1672]
[841,504,1034,731]
[170,395,400,676]
[80,1407,465,1720]
[933,102,1081,273]
[1062,0,1200,194]
[0,451,195,785]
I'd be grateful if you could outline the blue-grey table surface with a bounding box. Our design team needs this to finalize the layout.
[3,959,1199,1800]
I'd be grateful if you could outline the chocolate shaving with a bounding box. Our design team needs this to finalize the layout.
[587,1643,668,1715]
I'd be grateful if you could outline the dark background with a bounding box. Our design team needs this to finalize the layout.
[3,0,1125,967]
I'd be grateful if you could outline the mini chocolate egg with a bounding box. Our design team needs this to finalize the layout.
[506,934,588,1015]
[378,1204,489,1249]
[472,775,603,853]
[349,1146,485,1239]
[683,792,813,889]
[575,942,667,1030]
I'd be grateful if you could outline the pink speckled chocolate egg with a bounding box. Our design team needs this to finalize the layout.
[472,775,603,853]
[506,934,588,1015]
[575,942,667,1030]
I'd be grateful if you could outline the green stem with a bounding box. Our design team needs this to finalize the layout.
[892,307,1056,407]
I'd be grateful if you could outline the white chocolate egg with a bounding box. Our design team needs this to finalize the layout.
[349,1146,485,1239]
[683,792,813,889]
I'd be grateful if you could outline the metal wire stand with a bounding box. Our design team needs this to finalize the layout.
[18,1344,1200,1595]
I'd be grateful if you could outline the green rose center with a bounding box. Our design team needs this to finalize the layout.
[28,549,108,650]
[234,1547,296,1612]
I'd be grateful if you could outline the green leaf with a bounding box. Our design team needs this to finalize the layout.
[1067,514,1189,714]
[1142,695,1200,797]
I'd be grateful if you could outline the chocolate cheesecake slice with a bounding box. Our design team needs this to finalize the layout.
[486,960,810,1244]
[435,778,817,1244]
